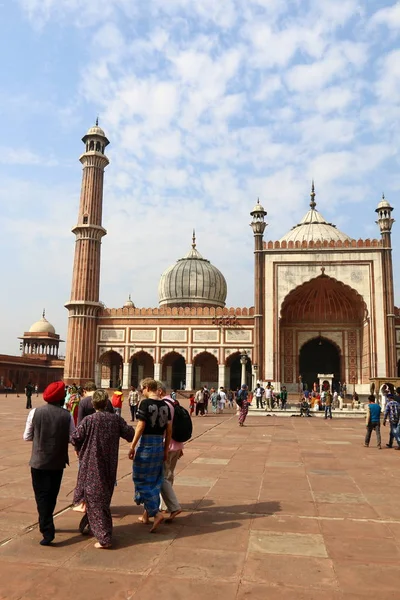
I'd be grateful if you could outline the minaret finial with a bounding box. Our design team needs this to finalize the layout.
[192,229,196,249]
[310,180,316,210]
[382,192,385,200]
[128,294,131,301]
[42,308,46,319]
[95,116,99,126]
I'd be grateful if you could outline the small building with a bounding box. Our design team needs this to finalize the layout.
[0,312,64,393]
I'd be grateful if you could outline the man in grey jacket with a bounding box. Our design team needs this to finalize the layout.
[23,381,75,545]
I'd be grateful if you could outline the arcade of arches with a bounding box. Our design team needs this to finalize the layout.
[98,349,252,391]
[280,275,369,392]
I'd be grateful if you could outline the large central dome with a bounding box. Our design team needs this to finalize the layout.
[280,184,351,244]
[158,234,227,308]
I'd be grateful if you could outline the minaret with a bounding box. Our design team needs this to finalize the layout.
[250,199,267,383]
[375,194,396,377]
[64,121,110,385]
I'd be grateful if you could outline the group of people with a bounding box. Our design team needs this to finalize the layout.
[23,378,185,549]
[190,386,235,416]
[364,389,400,449]
[253,383,289,410]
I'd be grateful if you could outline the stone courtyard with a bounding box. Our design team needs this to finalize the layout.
[0,395,399,599]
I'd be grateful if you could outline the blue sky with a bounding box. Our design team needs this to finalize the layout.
[1,0,400,355]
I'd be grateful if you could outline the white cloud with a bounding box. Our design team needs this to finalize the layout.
[371,2,400,29]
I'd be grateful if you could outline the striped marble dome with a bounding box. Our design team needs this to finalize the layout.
[158,235,227,308]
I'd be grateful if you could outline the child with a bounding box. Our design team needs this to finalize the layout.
[189,393,195,416]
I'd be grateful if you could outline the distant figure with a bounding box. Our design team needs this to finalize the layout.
[25,381,34,409]
[111,386,124,417]
[189,393,195,416]
[34,384,39,397]
[227,389,234,408]
[237,384,249,426]
[383,392,400,449]
[254,383,265,409]
[265,383,273,410]
[280,386,288,410]
[218,387,227,412]
[364,395,381,449]
[324,390,333,420]
[195,387,205,416]
[128,386,139,421]
[300,399,310,417]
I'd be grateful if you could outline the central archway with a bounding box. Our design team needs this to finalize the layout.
[161,352,186,391]
[299,338,341,391]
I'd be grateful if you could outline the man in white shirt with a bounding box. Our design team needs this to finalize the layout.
[218,387,227,412]
[254,383,265,409]
[265,383,274,410]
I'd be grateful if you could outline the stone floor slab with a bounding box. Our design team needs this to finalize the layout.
[193,457,230,465]
[249,530,328,557]
[175,476,217,487]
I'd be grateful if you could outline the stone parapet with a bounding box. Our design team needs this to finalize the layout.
[264,238,382,250]
[99,306,255,317]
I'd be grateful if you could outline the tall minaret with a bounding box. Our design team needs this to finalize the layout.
[64,121,110,385]
[250,199,267,383]
[375,194,396,377]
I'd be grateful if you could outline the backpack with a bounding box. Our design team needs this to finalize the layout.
[217,393,221,401]
[167,399,193,443]
[236,390,244,407]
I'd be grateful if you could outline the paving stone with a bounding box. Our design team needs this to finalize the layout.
[243,553,338,588]
[193,458,230,465]
[249,530,328,557]
[314,492,365,504]
[153,546,245,582]
[175,476,217,487]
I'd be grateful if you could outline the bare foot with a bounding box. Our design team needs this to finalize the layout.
[138,510,150,524]
[166,509,182,522]
[150,513,164,533]
[94,542,112,549]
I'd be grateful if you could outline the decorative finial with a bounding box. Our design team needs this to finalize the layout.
[257,197,260,204]
[382,192,385,200]
[128,294,131,301]
[192,229,196,249]
[42,308,46,318]
[310,180,316,210]
[321,266,325,276]
[95,116,99,126]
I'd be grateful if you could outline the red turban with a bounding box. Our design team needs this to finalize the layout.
[43,381,65,404]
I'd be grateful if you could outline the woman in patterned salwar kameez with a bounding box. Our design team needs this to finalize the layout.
[129,378,172,533]
[71,389,134,548]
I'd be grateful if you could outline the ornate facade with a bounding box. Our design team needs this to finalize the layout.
[64,126,400,394]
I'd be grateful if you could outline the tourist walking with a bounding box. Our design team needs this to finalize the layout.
[71,389,134,548]
[25,381,34,409]
[189,393,195,416]
[324,390,333,419]
[128,386,139,421]
[203,386,210,414]
[157,382,182,522]
[364,395,381,448]
[227,389,234,408]
[23,381,75,545]
[237,384,249,426]
[65,385,82,425]
[77,381,114,426]
[210,388,219,413]
[254,383,265,409]
[129,378,172,532]
[218,387,227,412]
[111,386,124,416]
[195,387,205,416]
[383,393,400,449]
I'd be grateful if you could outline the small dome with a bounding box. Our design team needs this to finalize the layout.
[376,195,393,212]
[280,185,351,244]
[29,314,56,334]
[251,199,266,214]
[124,295,135,308]
[158,235,227,308]
[86,125,106,138]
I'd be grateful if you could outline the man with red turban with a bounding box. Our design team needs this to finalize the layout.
[23,381,75,545]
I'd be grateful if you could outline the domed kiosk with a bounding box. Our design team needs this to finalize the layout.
[20,310,62,357]
[158,232,227,308]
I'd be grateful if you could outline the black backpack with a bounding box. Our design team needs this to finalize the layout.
[167,399,193,443]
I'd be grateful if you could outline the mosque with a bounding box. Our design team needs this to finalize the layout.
[3,122,398,395]
[57,122,400,396]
